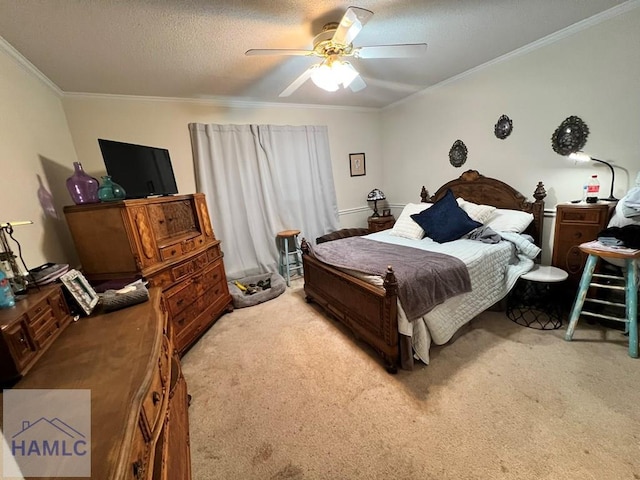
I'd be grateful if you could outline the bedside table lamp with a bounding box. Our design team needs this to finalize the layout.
[568,151,617,201]
[367,188,386,217]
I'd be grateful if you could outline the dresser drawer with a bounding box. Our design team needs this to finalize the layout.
[172,303,198,338]
[31,310,60,349]
[25,297,51,324]
[159,242,183,262]
[165,281,197,317]
[129,416,151,480]
[183,234,206,254]
[196,261,226,296]
[140,336,170,439]
[170,260,195,282]
[207,243,222,262]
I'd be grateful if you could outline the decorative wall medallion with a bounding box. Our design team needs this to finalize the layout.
[449,140,468,167]
[494,115,513,139]
[551,115,589,155]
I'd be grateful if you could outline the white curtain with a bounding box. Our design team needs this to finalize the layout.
[189,123,340,280]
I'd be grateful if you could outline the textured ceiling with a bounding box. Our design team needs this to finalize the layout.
[0,0,631,108]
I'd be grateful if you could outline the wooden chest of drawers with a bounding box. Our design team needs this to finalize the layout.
[551,202,616,291]
[0,284,72,385]
[64,193,233,356]
[1,289,192,480]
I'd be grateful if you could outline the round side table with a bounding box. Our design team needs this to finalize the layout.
[506,265,569,330]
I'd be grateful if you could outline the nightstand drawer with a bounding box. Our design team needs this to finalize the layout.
[557,208,606,224]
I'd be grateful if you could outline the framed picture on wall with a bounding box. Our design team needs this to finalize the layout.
[349,153,366,177]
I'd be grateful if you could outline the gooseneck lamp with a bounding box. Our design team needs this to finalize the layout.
[568,151,617,201]
[367,188,386,217]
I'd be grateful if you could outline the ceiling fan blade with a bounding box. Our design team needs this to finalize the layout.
[355,43,428,59]
[245,48,315,57]
[348,75,367,93]
[279,66,316,97]
[332,6,373,46]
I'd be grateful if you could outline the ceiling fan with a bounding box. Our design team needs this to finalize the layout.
[245,6,428,97]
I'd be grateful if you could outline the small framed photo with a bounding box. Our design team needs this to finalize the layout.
[382,208,391,217]
[59,269,99,316]
[349,153,366,177]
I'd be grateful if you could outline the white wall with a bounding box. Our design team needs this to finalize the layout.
[381,6,640,263]
[61,95,383,238]
[0,40,80,269]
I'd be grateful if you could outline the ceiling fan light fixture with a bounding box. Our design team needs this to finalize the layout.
[333,60,359,88]
[310,63,339,92]
[310,58,360,92]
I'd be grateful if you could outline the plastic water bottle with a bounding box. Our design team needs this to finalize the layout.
[586,175,600,204]
[0,270,16,308]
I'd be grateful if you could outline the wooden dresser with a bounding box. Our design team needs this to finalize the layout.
[551,202,616,292]
[0,284,72,385]
[63,193,233,355]
[0,288,191,480]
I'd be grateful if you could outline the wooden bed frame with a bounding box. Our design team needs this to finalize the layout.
[301,170,547,373]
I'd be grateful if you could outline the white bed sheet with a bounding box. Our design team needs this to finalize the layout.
[337,231,537,364]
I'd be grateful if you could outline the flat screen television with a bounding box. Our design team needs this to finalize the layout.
[98,139,179,199]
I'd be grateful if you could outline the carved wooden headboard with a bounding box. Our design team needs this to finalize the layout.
[419,169,547,248]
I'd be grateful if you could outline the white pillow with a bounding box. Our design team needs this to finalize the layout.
[388,203,432,239]
[456,198,497,224]
[484,208,534,233]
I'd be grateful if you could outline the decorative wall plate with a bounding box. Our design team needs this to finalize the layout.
[449,140,468,167]
[494,114,513,139]
[551,115,589,155]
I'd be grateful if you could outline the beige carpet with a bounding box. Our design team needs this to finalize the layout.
[181,278,639,480]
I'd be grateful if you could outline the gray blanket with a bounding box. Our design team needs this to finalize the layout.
[311,237,471,321]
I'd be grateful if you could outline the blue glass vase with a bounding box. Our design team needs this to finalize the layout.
[98,176,126,202]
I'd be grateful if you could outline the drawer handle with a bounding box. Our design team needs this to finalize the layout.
[152,391,161,405]
[132,460,144,479]
[171,249,177,255]
[19,334,27,344]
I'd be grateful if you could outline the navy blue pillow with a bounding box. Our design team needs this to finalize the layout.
[410,189,482,243]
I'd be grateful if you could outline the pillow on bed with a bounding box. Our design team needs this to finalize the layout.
[410,189,481,243]
[389,202,432,240]
[484,208,534,233]
[456,198,497,224]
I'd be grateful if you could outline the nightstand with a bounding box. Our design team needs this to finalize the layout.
[368,215,395,233]
[551,202,616,293]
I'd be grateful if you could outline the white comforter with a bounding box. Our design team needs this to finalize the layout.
[340,230,540,364]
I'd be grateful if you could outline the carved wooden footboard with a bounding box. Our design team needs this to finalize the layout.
[301,247,405,373]
[302,170,546,373]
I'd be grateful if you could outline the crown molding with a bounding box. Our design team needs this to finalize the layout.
[62,91,379,113]
[385,0,640,111]
[0,36,63,96]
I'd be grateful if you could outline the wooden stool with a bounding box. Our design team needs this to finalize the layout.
[565,242,640,358]
[277,229,303,287]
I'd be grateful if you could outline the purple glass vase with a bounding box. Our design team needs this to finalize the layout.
[66,162,99,205]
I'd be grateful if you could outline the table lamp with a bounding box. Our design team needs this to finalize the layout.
[367,188,386,217]
[568,151,617,201]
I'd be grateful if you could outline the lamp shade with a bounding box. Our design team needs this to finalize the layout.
[367,188,386,201]
[367,189,386,217]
